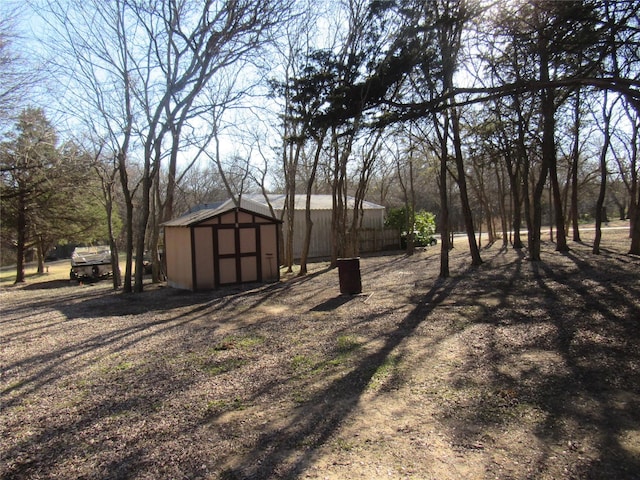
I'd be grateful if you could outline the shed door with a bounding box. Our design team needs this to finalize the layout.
[214,226,260,286]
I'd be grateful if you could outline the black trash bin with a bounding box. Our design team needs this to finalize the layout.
[337,257,362,294]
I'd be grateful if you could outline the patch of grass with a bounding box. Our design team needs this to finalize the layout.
[2,379,28,395]
[291,354,318,375]
[178,347,250,376]
[0,260,128,286]
[57,385,91,409]
[235,335,264,349]
[326,334,363,367]
[0,262,70,285]
[367,354,401,391]
[291,389,311,405]
[336,334,362,353]
[333,437,357,452]
[114,360,134,371]
[210,334,264,352]
[285,339,362,400]
[203,358,247,376]
[98,357,135,375]
[205,397,246,413]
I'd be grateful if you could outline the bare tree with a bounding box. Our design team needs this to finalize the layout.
[389,125,419,255]
[126,0,287,292]
[436,0,483,266]
[36,0,141,291]
[395,0,480,274]
[36,0,289,291]
[0,6,41,130]
[298,128,328,274]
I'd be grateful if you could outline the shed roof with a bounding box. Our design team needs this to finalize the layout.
[163,197,276,227]
[247,194,385,211]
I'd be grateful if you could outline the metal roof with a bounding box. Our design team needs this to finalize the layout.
[246,194,385,211]
[163,197,276,227]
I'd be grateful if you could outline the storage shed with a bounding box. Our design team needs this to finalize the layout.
[163,197,281,291]
[247,194,387,259]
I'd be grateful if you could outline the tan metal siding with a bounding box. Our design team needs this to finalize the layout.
[281,208,385,259]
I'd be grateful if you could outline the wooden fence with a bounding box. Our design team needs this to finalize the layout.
[359,228,401,253]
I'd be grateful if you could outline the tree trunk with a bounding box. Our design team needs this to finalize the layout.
[395,128,415,256]
[495,162,509,248]
[14,192,26,283]
[513,93,529,250]
[629,116,638,239]
[107,186,121,289]
[407,155,416,256]
[284,140,301,272]
[150,181,164,283]
[538,57,567,252]
[36,237,45,274]
[299,131,326,275]
[630,190,640,254]
[329,128,341,268]
[504,148,523,249]
[439,154,450,277]
[134,171,151,293]
[347,131,381,258]
[549,144,569,252]
[299,197,314,276]
[436,113,450,278]
[530,35,555,261]
[163,121,181,224]
[530,158,549,262]
[135,138,160,293]
[451,108,482,266]
[594,91,613,254]
[97,162,122,290]
[118,150,134,293]
[330,122,357,266]
[570,91,582,241]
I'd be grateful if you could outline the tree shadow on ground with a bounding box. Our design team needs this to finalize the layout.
[217,273,467,479]
[4,244,638,479]
[437,242,640,479]
[2,280,291,478]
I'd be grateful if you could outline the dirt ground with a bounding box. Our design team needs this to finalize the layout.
[1,224,639,480]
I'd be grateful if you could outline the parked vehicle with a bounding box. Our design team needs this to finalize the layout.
[70,246,112,280]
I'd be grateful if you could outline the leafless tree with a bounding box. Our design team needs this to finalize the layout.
[35,0,141,291]
[126,0,289,291]
[0,6,40,130]
[37,0,290,291]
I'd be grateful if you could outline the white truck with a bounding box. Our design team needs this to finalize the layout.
[70,246,112,281]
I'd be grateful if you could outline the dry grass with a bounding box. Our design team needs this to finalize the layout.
[0,261,71,285]
[1,222,639,479]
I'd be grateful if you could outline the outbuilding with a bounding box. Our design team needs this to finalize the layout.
[163,197,281,291]
[247,194,389,259]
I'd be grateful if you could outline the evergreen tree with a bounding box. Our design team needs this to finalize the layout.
[1,108,109,282]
